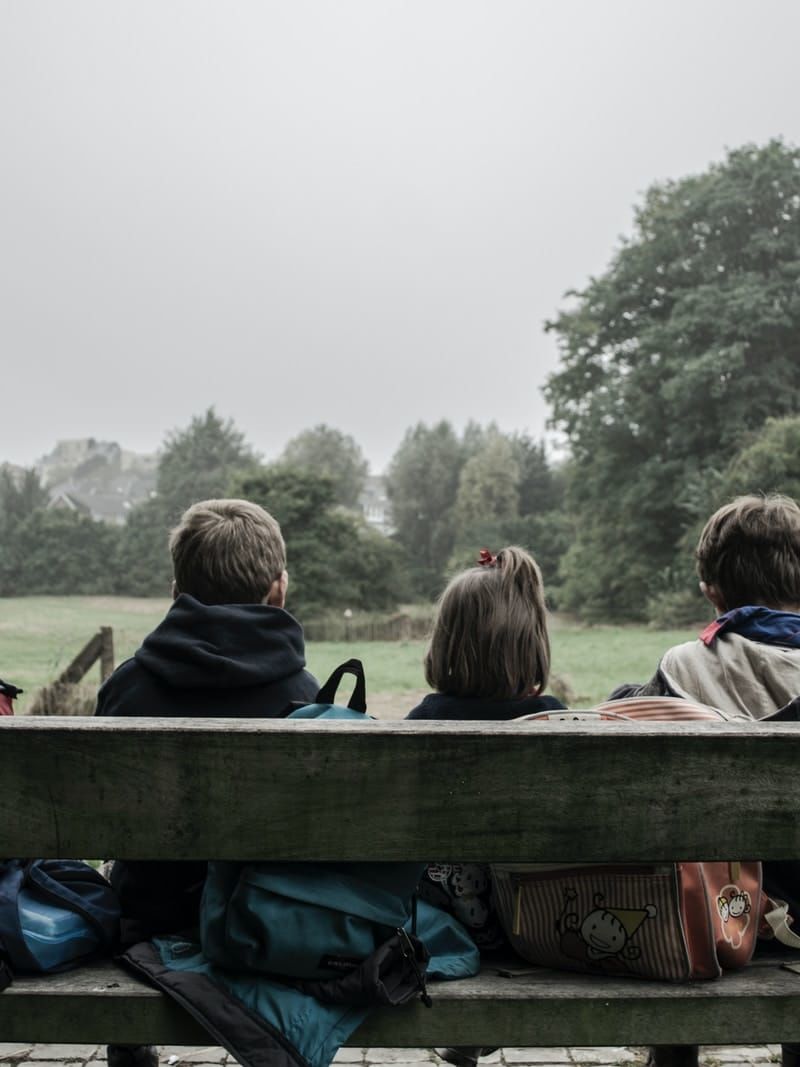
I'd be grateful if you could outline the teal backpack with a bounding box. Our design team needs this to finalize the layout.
[120,660,478,1067]
[201,660,430,989]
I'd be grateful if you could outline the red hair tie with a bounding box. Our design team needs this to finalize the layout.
[477,548,497,567]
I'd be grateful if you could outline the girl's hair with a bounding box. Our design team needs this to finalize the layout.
[424,546,550,700]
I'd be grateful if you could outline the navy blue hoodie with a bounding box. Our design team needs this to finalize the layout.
[406,690,565,721]
[95,594,319,941]
[96,593,318,718]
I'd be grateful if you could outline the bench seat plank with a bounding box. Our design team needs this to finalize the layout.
[3,717,800,862]
[3,960,800,1048]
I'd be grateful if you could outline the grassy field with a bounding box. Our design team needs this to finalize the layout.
[0,596,704,714]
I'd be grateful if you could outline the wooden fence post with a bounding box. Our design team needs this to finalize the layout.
[99,626,114,682]
[29,627,115,715]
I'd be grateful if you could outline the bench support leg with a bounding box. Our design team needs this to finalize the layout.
[646,1047,699,1067]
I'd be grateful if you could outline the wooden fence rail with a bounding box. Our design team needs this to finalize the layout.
[28,627,114,715]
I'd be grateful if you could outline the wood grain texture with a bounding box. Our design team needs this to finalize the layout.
[2,716,798,861]
[4,960,800,1047]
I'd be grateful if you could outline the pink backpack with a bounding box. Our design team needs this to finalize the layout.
[0,680,21,717]
[491,697,800,981]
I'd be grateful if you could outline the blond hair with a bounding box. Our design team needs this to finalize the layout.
[424,546,550,700]
[696,494,800,611]
[169,499,286,606]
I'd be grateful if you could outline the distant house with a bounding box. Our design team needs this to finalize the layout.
[359,475,394,536]
[38,438,157,524]
[46,491,92,517]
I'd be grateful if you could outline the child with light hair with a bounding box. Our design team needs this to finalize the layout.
[97,498,318,1067]
[407,546,565,1067]
[408,545,562,722]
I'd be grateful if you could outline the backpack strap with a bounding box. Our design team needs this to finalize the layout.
[315,659,367,713]
[763,897,800,950]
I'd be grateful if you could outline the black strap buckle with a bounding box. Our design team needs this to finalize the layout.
[396,927,432,1008]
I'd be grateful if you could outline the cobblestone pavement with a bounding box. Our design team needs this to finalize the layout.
[0,1046,782,1066]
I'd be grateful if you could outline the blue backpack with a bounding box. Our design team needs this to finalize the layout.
[201,660,430,990]
[0,859,120,990]
[123,660,478,1067]
[281,656,369,721]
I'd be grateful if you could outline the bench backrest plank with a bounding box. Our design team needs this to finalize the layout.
[2,716,797,862]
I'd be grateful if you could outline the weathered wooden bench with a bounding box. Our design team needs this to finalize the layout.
[2,715,800,1050]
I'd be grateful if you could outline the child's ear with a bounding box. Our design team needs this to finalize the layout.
[700,581,726,614]
[171,579,179,601]
[265,570,289,608]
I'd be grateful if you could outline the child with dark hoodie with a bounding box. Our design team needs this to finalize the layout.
[96,498,318,1067]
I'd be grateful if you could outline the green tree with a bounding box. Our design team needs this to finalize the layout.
[281,425,369,509]
[237,464,403,618]
[460,420,494,461]
[454,431,520,527]
[449,432,568,595]
[643,416,800,625]
[116,410,260,595]
[0,466,49,522]
[545,140,800,619]
[719,415,800,502]
[447,511,570,592]
[511,435,563,515]
[157,408,259,523]
[385,421,464,595]
[13,509,120,595]
[114,496,173,597]
[0,467,51,595]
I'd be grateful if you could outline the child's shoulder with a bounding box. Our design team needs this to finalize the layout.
[405,691,566,721]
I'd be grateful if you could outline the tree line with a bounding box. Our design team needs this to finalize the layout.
[0,413,564,618]
[2,139,799,623]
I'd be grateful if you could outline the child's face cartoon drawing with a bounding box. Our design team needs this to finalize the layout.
[450,864,489,896]
[453,894,489,928]
[728,891,749,918]
[579,909,627,959]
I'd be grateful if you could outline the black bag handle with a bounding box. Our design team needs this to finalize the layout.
[316,658,367,713]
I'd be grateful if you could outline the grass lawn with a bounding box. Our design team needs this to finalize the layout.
[0,596,704,713]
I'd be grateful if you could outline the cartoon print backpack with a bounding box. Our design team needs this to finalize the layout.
[418,863,507,951]
[491,697,800,981]
[0,859,120,991]
[201,659,431,999]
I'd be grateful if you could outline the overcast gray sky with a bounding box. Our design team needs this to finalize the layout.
[2,1,799,472]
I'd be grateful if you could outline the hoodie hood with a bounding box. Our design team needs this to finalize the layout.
[135,594,308,690]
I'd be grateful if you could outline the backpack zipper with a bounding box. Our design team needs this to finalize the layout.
[396,927,432,1008]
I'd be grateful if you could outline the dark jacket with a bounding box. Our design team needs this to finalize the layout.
[406,690,565,721]
[121,899,480,1067]
[96,594,318,719]
[96,594,319,942]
